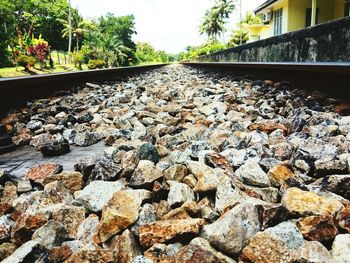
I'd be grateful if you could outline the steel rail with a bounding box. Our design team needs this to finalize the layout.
[0,64,167,115]
[182,62,350,101]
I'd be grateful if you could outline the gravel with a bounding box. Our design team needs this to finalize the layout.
[0,64,350,262]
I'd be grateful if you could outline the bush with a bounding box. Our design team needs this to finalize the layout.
[88,59,105,69]
[26,36,50,67]
[181,41,227,60]
[72,51,84,70]
[17,55,36,71]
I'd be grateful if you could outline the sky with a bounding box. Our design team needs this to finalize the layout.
[71,0,265,54]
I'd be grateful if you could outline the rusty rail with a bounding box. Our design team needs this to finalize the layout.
[0,64,167,115]
[182,62,350,101]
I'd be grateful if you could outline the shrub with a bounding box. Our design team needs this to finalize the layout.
[17,55,36,71]
[88,59,105,69]
[72,51,84,70]
[26,37,50,67]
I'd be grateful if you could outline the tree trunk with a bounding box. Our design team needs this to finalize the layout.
[56,50,60,64]
[68,0,72,63]
[76,36,79,51]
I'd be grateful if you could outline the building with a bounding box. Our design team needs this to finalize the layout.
[248,0,350,42]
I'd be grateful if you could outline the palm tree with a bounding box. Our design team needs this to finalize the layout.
[86,32,130,67]
[213,0,235,19]
[240,11,263,26]
[200,10,225,41]
[58,12,94,51]
[99,35,130,67]
[200,0,235,42]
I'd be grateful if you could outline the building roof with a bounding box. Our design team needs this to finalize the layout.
[254,0,279,14]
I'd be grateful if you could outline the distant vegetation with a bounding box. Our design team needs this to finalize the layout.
[136,42,175,64]
[0,0,173,77]
[0,0,264,76]
[179,0,263,61]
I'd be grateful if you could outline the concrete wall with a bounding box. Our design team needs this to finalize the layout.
[196,16,350,62]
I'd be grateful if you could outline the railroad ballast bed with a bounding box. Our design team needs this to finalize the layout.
[0,64,350,262]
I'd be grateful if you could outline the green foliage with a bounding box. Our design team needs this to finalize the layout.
[135,42,172,64]
[240,11,263,26]
[87,59,105,69]
[27,36,50,65]
[227,11,263,47]
[72,51,84,70]
[200,0,235,41]
[0,0,72,50]
[83,14,136,67]
[228,29,249,47]
[180,41,226,60]
[0,2,138,69]
[57,11,95,51]
[10,34,50,67]
[97,14,137,65]
[17,54,36,71]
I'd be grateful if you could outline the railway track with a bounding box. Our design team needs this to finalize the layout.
[183,62,350,101]
[0,64,166,115]
[1,62,349,115]
[1,63,350,262]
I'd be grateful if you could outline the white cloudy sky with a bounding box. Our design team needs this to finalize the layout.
[71,0,265,53]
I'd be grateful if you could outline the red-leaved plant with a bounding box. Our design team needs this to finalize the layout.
[28,42,50,64]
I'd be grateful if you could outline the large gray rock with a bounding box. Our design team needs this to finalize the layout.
[215,176,249,213]
[26,120,42,131]
[167,180,195,207]
[129,160,163,187]
[235,160,271,187]
[296,137,338,162]
[76,214,100,244]
[240,221,304,263]
[298,241,336,263]
[332,234,350,263]
[32,220,68,248]
[138,143,160,163]
[200,202,261,255]
[90,157,122,181]
[74,180,126,212]
[74,131,102,146]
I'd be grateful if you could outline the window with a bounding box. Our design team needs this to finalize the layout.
[345,0,350,17]
[305,8,319,27]
[274,8,283,36]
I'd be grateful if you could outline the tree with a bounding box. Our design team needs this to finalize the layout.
[213,0,235,19]
[97,35,130,67]
[228,11,262,47]
[135,42,170,63]
[58,10,94,51]
[83,25,132,67]
[0,0,16,66]
[199,0,235,41]
[240,11,263,26]
[97,14,137,65]
[200,10,225,41]
[4,0,71,50]
[228,29,249,46]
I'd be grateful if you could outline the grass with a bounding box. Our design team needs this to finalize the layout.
[0,64,89,78]
[0,50,165,78]
[0,50,90,78]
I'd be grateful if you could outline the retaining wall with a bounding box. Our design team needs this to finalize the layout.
[196,16,350,62]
